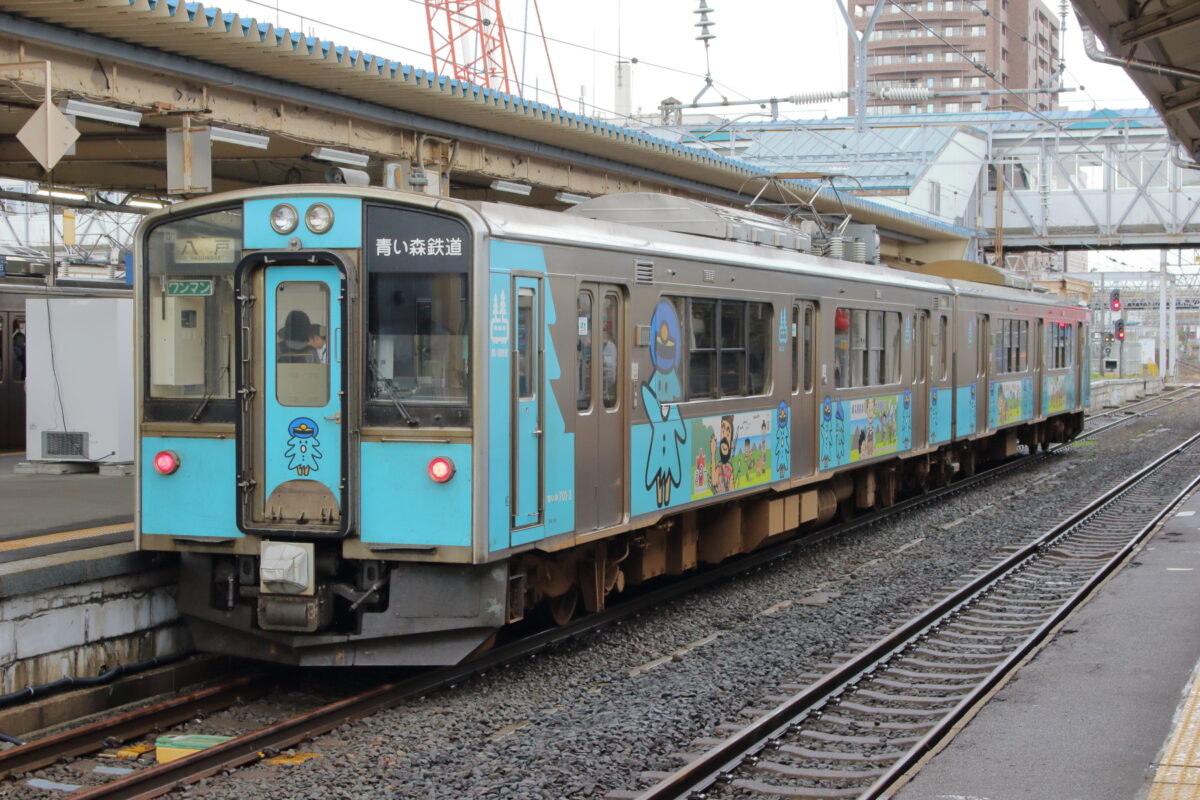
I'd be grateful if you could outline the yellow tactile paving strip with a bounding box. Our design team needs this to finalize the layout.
[0,522,132,553]
[1148,665,1200,799]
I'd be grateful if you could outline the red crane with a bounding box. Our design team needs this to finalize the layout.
[424,0,514,94]
[424,0,560,105]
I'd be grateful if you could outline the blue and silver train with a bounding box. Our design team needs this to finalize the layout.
[135,187,1088,665]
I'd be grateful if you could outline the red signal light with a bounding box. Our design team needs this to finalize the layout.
[153,450,181,475]
[1109,289,1122,311]
[428,456,456,483]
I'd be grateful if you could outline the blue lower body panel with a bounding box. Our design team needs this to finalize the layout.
[360,441,472,547]
[141,436,242,539]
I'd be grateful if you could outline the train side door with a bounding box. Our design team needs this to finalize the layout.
[929,310,954,445]
[512,277,543,529]
[238,259,347,533]
[911,310,928,448]
[791,301,818,477]
[575,283,625,530]
[0,311,25,450]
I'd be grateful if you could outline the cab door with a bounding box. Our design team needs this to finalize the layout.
[512,277,543,530]
[238,258,346,533]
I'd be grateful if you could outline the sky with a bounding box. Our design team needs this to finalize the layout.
[241,0,1151,123]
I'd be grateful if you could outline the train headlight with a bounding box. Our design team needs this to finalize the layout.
[269,203,298,235]
[428,456,456,483]
[152,450,180,475]
[305,203,334,234]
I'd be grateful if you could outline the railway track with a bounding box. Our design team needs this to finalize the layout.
[3,392,1187,798]
[618,431,1200,800]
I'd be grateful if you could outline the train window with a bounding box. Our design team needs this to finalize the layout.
[886,312,902,383]
[688,299,717,398]
[747,302,771,395]
[834,308,850,387]
[993,318,1030,374]
[145,207,242,402]
[516,290,536,400]
[938,315,949,380]
[679,298,773,399]
[274,282,330,407]
[837,307,901,388]
[913,312,927,383]
[803,305,814,393]
[1046,321,1075,369]
[577,291,593,411]
[602,293,619,409]
[719,301,745,395]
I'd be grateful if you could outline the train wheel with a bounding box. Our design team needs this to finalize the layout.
[548,587,579,627]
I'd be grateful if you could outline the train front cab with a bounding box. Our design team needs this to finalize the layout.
[137,189,514,666]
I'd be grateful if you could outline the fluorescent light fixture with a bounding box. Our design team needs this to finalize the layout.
[127,199,165,209]
[310,146,370,167]
[209,126,270,150]
[554,191,590,205]
[491,179,532,196]
[35,189,87,202]
[62,99,142,127]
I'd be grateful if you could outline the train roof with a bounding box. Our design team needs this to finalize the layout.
[469,196,1081,310]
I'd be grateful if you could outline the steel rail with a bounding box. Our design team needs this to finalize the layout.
[631,428,1200,800]
[0,674,270,778]
[58,400,1173,798]
[860,456,1200,797]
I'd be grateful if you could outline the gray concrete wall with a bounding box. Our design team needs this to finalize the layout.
[1089,377,1165,411]
[0,547,187,693]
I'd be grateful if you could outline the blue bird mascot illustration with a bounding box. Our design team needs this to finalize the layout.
[642,300,687,508]
[774,402,791,479]
[285,417,322,476]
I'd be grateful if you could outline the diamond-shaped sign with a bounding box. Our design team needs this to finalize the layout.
[17,101,80,171]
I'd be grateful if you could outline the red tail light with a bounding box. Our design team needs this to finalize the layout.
[153,450,181,475]
[428,456,455,483]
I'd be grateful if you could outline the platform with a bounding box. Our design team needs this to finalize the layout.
[893,484,1200,800]
[0,451,133,564]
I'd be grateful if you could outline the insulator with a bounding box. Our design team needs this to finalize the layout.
[827,236,845,261]
[876,87,935,102]
[789,89,851,106]
[853,240,867,263]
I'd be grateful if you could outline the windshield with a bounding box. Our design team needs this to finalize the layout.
[363,203,471,427]
[144,207,242,402]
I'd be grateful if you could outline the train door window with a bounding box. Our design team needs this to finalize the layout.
[517,289,536,399]
[938,315,949,380]
[791,305,800,394]
[803,304,814,393]
[914,312,927,383]
[576,290,593,411]
[688,299,716,398]
[747,302,771,395]
[602,292,619,409]
[0,317,4,382]
[275,282,330,407]
[11,318,23,382]
[977,314,988,377]
[719,300,746,395]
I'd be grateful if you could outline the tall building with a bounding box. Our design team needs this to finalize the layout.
[848,0,1063,115]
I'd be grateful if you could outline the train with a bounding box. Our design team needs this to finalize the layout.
[134,186,1088,666]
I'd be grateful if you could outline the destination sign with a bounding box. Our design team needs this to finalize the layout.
[174,236,237,264]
